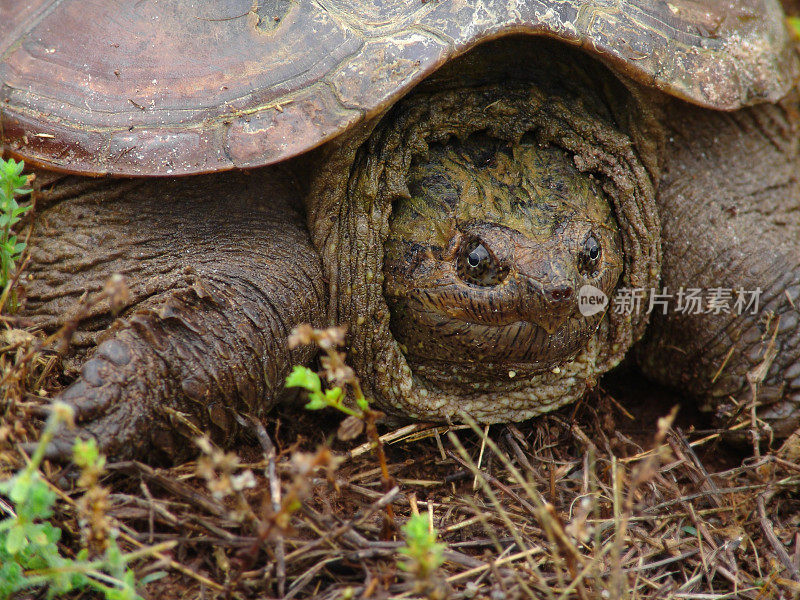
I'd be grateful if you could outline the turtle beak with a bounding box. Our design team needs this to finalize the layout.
[526,287,577,333]
[515,265,579,335]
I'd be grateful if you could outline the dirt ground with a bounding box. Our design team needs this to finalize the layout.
[2,324,800,600]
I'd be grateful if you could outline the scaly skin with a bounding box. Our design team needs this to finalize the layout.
[25,169,325,460]
[308,46,661,423]
[638,97,800,437]
[21,41,800,461]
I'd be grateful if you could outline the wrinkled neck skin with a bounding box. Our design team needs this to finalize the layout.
[306,40,662,423]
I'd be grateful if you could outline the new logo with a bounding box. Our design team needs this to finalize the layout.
[578,284,608,317]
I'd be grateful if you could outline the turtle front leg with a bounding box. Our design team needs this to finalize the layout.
[637,99,800,437]
[25,168,326,460]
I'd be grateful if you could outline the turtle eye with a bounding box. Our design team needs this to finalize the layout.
[457,239,508,286]
[579,233,602,276]
[468,244,489,267]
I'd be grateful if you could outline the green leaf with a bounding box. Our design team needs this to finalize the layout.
[25,480,56,518]
[324,387,342,405]
[0,562,23,595]
[0,157,33,296]
[13,204,31,217]
[2,158,24,178]
[304,395,328,411]
[355,394,370,411]
[402,513,431,543]
[73,437,101,469]
[8,472,33,504]
[30,523,52,546]
[40,522,61,545]
[139,571,168,586]
[5,523,27,554]
[106,540,124,570]
[398,514,446,573]
[105,587,127,600]
[285,365,321,393]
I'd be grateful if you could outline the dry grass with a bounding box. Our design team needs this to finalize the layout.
[2,303,800,599]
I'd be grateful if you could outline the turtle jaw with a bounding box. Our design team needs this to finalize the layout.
[386,293,600,373]
[384,263,609,372]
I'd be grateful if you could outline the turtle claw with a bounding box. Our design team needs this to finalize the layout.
[35,334,171,463]
[42,425,86,462]
[58,379,112,423]
[19,420,93,463]
[32,397,144,465]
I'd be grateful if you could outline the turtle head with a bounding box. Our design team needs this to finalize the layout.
[384,134,623,380]
[312,68,658,423]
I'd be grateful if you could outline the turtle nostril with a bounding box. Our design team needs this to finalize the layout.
[547,284,573,303]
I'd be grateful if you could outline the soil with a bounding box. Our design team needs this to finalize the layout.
[2,326,799,599]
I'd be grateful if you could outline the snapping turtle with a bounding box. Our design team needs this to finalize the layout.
[2,0,800,459]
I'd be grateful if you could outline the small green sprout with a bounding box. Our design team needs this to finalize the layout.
[398,513,446,579]
[0,157,33,297]
[0,402,166,600]
[73,437,106,475]
[287,324,397,536]
[286,365,368,416]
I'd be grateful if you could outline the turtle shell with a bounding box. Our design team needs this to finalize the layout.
[1,0,797,176]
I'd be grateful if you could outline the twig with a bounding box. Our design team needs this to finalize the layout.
[756,494,800,581]
[283,486,400,563]
[243,414,286,597]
